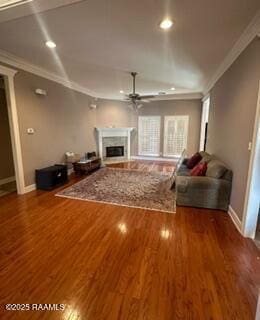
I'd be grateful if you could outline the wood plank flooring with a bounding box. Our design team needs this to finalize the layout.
[0,160,259,320]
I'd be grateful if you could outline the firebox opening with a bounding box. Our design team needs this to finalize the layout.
[106,146,124,158]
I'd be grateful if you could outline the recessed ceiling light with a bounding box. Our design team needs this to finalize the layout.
[160,19,173,30]
[45,41,56,48]
[120,90,124,94]
[171,87,176,91]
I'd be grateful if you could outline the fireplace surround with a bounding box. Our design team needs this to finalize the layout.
[96,127,135,161]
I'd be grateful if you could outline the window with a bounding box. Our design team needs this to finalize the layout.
[138,116,161,156]
[163,115,189,157]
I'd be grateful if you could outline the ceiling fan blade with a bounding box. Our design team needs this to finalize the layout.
[139,95,155,99]
[141,99,151,103]
[137,104,143,109]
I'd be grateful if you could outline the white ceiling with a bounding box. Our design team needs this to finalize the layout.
[0,0,259,100]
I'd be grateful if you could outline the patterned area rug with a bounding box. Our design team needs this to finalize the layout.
[56,167,176,213]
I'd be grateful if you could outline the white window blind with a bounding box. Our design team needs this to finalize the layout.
[163,116,189,157]
[138,116,161,156]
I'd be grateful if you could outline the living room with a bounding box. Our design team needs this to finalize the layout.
[0,0,260,319]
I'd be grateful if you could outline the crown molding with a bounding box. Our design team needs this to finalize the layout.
[0,48,203,101]
[100,91,203,102]
[116,92,203,103]
[0,48,99,97]
[0,64,18,77]
[4,6,259,104]
[113,92,203,102]
[203,10,260,95]
[1,10,259,101]
[0,0,84,23]
[150,92,203,101]
[202,93,210,102]
[0,0,32,12]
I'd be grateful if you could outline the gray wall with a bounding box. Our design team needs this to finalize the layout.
[12,69,201,187]
[96,99,135,128]
[14,72,136,186]
[134,99,202,156]
[96,98,202,158]
[15,71,96,186]
[207,37,260,220]
[0,87,15,180]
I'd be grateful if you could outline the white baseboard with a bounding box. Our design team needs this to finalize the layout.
[228,205,242,234]
[131,156,178,162]
[24,184,36,193]
[0,176,15,186]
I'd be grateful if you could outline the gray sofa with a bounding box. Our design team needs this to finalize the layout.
[176,151,232,211]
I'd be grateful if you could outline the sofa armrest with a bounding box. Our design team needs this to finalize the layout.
[182,158,188,165]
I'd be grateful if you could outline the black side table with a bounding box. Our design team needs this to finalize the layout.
[36,164,68,190]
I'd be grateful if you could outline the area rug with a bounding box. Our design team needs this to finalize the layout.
[56,167,176,213]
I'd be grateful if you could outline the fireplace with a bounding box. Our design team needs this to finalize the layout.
[96,127,135,161]
[106,146,124,158]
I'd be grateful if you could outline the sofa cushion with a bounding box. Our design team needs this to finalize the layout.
[191,162,207,176]
[186,152,202,169]
[199,151,213,164]
[199,151,210,157]
[206,160,227,179]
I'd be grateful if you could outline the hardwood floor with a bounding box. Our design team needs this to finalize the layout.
[0,161,259,319]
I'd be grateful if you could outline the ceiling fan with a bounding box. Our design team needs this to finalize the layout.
[125,72,155,111]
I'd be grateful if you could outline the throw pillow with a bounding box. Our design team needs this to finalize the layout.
[191,162,207,176]
[186,152,202,169]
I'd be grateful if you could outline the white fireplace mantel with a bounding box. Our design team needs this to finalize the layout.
[95,127,135,160]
